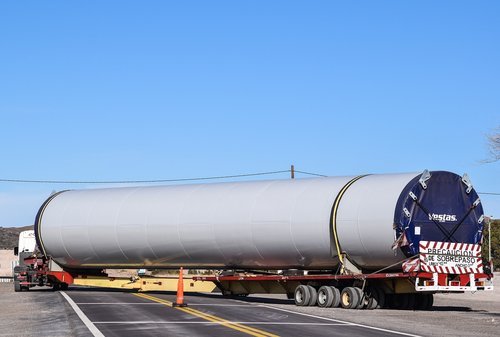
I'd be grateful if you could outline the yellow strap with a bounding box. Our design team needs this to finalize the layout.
[331,175,369,267]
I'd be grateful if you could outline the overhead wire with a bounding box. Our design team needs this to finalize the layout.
[0,170,292,184]
[0,169,498,196]
[294,170,328,177]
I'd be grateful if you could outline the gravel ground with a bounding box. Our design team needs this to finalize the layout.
[0,284,89,337]
[0,273,498,337]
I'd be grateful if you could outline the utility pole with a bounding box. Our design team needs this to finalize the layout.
[291,165,295,179]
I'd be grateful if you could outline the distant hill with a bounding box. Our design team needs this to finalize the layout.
[0,225,33,249]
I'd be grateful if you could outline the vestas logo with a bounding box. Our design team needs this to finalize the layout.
[429,213,457,222]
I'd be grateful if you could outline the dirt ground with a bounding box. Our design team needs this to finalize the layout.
[0,284,89,337]
[0,250,16,278]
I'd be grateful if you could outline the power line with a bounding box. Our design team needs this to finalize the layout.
[0,170,497,196]
[0,170,293,184]
[294,170,328,177]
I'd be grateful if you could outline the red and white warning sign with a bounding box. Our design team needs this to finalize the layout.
[419,241,483,274]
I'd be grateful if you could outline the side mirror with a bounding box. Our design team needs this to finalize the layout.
[14,247,19,256]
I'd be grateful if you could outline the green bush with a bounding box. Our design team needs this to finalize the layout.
[482,219,500,271]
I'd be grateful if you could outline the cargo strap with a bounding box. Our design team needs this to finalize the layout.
[443,173,481,241]
[442,199,480,242]
[331,175,369,273]
[410,196,455,241]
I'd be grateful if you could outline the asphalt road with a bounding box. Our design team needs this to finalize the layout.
[63,289,414,337]
[2,282,498,337]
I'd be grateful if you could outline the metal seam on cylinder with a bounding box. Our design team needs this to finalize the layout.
[34,190,69,257]
[331,175,369,266]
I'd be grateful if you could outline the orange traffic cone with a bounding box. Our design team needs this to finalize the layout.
[173,267,187,307]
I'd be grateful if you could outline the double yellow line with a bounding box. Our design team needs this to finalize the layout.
[133,293,278,337]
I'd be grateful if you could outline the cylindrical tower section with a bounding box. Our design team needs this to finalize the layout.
[336,173,415,269]
[36,177,355,269]
[34,171,484,271]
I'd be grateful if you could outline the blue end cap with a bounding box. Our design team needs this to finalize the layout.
[394,171,484,256]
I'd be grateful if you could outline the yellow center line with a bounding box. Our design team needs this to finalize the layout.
[177,307,271,337]
[179,306,278,337]
[134,293,173,306]
[132,293,279,337]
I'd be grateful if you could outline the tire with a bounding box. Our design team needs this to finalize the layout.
[330,286,341,308]
[60,283,69,291]
[396,294,409,310]
[53,283,61,291]
[406,293,416,310]
[365,287,378,310]
[353,287,365,309]
[384,294,395,309]
[414,294,424,310]
[415,293,432,310]
[374,287,385,309]
[307,285,318,306]
[14,280,21,292]
[317,286,334,307]
[340,287,360,309]
[425,294,434,310]
[294,285,311,306]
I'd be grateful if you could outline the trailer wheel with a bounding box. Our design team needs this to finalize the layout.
[374,287,385,309]
[317,286,334,307]
[14,280,21,292]
[353,287,365,309]
[425,294,434,310]
[294,285,311,306]
[53,283,61,291]
[60,283,69,290]
[307,285,318,306]
[414,294,425,310]
[395,294,409,309]
[415,293,433,310]
[340,287,360,309]
[330,286,341,308]
[406,293,416,310]
[365,286,379,310]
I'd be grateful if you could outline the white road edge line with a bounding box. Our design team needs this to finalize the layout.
[60,292,105,337]
[93,321,350,325]
[255,304,422,337]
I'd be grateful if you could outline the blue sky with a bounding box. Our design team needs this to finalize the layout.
[1,1,499,226]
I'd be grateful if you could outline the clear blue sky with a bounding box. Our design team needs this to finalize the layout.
[1,1,499,226]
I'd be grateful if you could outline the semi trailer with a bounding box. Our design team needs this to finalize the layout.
[13,170,494,309]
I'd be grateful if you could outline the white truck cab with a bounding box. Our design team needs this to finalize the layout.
[15,230,36,256]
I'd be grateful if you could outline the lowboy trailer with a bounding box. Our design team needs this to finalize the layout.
[194,268,493,309]
[13,170,494,309]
